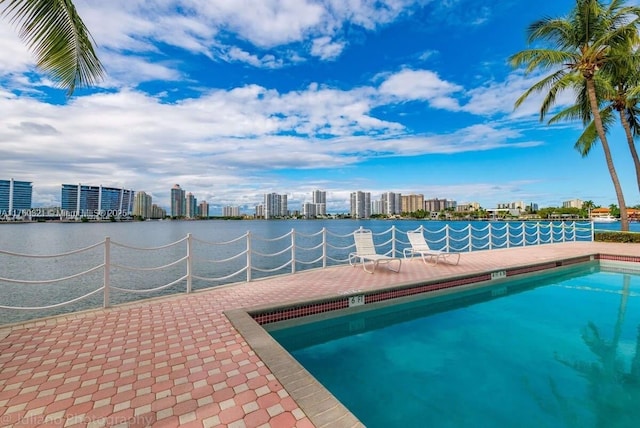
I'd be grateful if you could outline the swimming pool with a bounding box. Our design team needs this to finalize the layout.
[266,262,640,427]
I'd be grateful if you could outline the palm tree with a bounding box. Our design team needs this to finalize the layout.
[554,46,640,194]
[582,199,596,218]
[609,203,620,217]
[0,0,104,96]
[510,0,640,232]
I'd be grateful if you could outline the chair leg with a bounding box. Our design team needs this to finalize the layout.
[390,259,401,272]
[362,259,375,274]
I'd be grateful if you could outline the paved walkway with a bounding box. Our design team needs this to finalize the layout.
[1,242,640,428]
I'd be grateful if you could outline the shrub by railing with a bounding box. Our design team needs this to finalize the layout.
[0,221,593,323]
[595,231,640,243]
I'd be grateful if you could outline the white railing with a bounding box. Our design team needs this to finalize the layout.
[0,222,593,317]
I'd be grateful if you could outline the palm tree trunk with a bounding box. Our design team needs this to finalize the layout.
[586,78,629,231]
[618,110,640,192]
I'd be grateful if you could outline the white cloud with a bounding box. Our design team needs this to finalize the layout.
[224,47,284,69]
[378,69,463,110]
[0,25,32,74]
[463,70,580,120]
[72,0,426,69]
[310,37,345,60]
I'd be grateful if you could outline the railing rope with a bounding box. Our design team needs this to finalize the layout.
[0,221,595,317]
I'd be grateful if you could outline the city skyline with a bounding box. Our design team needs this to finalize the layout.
[1,1,640,212]
[0,178,619,216]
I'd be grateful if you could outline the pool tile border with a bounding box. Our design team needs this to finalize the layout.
[251,254,599,326]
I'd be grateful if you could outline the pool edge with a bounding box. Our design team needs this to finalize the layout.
[225,308,365,428]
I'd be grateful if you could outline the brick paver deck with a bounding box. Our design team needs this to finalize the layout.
[1,242,640,427]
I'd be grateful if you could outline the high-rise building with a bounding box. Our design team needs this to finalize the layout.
[382,192,402,215]
[186,192,197,218]
[264,193,288,219]
[402,194,424,213]
[151,204,166,219]
[198,201,209,218]
[563,199,583,209]
[61,184,134,218]
[457,202,481,212]
[133,191,153,219]
[312,190,327,216]
[170,184,186,217]
[350,191,371,219]
[424,198,456,212]
[302,202,316,219]
[223,206,241,217]
[0,179,32,214]
[371,199,384,215]
[497,201,525,210]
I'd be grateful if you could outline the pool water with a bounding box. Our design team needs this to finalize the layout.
[268,263,640,428]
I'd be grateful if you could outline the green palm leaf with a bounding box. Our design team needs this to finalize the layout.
[0,0,105,96]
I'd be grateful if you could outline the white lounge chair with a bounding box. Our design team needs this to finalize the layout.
[348,229,402,274]
[403,230,460,265]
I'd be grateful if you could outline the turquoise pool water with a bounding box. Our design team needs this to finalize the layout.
[268,263,640,428]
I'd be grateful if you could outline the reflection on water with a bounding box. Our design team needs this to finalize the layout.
[554,273,640,428]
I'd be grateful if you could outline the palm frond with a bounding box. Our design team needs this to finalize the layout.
[509,49,576,73]
[574,107,615,157]
[0,0,105,95]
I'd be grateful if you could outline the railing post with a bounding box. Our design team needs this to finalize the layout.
[562,222,566,243]
[322,227,327,269]
[506,224,510,248]
[591,220,595,242]
[246,231,252,282]
[186,233,192,293]
[536,222,541,245]
[445,225,450,252]
[391,226,397,257]
[468,224,473,252]
[488,223,493,250]
[291,229,296,274]
[571,221,576,242]
[104,237,110,308]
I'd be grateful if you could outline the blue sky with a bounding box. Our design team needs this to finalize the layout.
[1,0,639,214]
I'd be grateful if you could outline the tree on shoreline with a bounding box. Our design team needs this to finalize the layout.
[510,0,640,232]
[0,0,104,95]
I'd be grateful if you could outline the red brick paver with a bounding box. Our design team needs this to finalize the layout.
[1,242,639,427]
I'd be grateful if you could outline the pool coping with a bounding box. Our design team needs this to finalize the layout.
[225,252,640,427]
